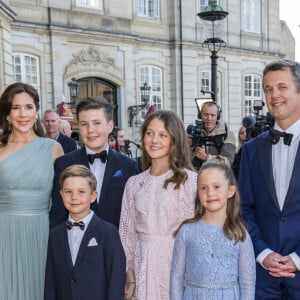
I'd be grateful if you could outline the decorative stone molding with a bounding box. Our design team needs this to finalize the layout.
[69,45,118,69]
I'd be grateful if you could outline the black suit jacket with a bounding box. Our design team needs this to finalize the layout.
[50,147,139,228]
[57,132,77,154]
[44,214,126,300]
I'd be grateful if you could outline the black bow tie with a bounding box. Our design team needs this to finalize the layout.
[268,129,293,146]
[66,220,85,230]
[87,150,107,164]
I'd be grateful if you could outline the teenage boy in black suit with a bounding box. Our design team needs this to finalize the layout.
[50,97,139,229]
[45,165,125,300]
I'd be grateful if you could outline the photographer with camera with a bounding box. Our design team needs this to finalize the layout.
[187,101,236,170]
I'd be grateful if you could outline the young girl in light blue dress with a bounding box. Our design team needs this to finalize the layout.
[170,161,256,300]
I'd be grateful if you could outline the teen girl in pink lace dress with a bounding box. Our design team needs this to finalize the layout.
[119,110,197,299]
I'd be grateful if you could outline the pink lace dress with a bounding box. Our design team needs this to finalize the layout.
[119,168,197,300]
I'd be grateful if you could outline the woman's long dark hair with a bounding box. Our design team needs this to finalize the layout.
[0,82,44,145]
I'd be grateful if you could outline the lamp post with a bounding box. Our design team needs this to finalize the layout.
[67,77,79,106]
[128,82,151,127]
[198,0,228,102]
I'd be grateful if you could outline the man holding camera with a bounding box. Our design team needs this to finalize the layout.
[188,101,236,169]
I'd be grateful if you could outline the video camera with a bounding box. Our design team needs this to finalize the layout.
[187,121,225,150]
[187,92,227,152]
[242,100,274,141]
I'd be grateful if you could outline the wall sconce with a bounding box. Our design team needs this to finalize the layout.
[128,82,151,127]
[67,77,79,106]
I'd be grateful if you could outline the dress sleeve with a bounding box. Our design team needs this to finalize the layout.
[239,232,256,300]
[119,177,138,272]
[170,226,187,300]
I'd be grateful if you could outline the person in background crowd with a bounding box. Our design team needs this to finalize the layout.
[58,119,72,137]
[239,59,300,299]
[170,161,255,300]
[50,97,139,229]
[44,165,125,300]
[108,130,118,150]
[232,126,247,179]
[119,110,197,300]
[188,101,236,170]
[116,127,126,153]
[0,82,63,300]
[43,109,77,154]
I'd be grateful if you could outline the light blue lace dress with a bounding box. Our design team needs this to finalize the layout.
[170,220,256,300]
[0,138,55,300]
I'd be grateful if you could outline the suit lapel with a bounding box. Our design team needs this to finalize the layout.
[99,150,115,202]
[257,134,280,210]
[78,146,90,167]
[283,140,300,209]
[73,215,98,268]
[57,226,74,271]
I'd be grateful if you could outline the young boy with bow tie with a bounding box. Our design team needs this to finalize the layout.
[44,165,126,300]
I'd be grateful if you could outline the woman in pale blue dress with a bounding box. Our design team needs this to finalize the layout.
[170,161,256,300]
[0,83,63,300]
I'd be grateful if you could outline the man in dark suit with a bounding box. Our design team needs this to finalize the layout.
[239,59,300,299]
[50,97,139,229]
[44,109,77,153]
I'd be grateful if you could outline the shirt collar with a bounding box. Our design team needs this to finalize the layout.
[68,210,94,228]
[274,118,300,139]
[85,145,110,155]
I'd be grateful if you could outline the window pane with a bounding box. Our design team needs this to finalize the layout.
[139,65,163,112]
[242,0,261,33]
[12,53,40,87]
[137,0,158,17]
[76,0,102,9]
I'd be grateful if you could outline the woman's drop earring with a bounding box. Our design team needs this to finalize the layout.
[6,116,12,131]
[34,116,38,131]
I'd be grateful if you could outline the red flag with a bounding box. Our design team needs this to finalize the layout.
[146,105,156,117]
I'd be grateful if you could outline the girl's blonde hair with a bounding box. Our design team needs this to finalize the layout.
[176,161,246,243]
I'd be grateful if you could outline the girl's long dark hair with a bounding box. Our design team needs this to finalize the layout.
[141,110,193,189]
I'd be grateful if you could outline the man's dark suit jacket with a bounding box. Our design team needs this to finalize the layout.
[44,214,126,300]
[57,132,77,154]
[239,130,300,295]
[50,146,139,228]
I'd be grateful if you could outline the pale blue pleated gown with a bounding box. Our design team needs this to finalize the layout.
[0,138,55,300]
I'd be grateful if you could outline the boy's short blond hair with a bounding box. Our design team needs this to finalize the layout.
[59,164,97,192]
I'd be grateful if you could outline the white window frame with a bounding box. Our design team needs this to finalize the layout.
[75,0,103,10]
[12,53,40,92]
[242,0,261,33]
[244,74,262,115]
[137,0,159,18]
[139,66,163,119]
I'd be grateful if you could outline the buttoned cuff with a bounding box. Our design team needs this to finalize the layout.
[289,252,300,270]
[257,248,273,269]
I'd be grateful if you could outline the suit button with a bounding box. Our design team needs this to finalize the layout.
[71,279,76,283]
[280,216,287,221]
